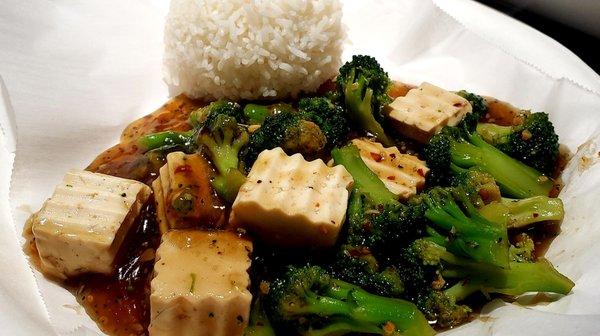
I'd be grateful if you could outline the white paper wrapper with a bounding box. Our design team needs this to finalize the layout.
[2,0,600,335]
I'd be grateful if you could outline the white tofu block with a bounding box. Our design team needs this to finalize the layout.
[149,230,252,336]
[352,138,429,199]
[31,170,151,279]
[231,147,353,247]
[388,82,472,142]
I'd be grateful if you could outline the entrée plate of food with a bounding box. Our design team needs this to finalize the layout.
[5,0,600,335]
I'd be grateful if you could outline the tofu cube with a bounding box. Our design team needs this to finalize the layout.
[352,138,428,199]
[388,82,472,142]
[149,230,252,336]
[231,147,353,247]
[31,170,151,279]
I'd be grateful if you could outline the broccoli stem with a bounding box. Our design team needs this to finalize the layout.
[138,130,193,152]
[305,318,381,336]
[303,279,435,336]
[439,248,574,297]
[452,132,553,198]
[423,188,509,268]
[444,281,480,302]
[480,196,564,229]
[243,104,270,125]
[245,297,276,336]
[331,144,397,206]
[212,169,247,203]
[344,73,393,146]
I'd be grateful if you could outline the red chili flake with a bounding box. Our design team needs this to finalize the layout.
[479,189,490,201]
[417,168,425,177]
[370,152,383,162]
[533,213,539,218]
[387,176,396,180]
[453,102,464,107]
[389,153,397,159]
[175,164,192,174]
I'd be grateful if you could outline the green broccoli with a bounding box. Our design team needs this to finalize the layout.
[331,244,405,298]
[331,143,397,206]
[197,114,248,202]
[243,103,296,125]
[137,130,195,153]
[330,144,426,298]
[451,167,502,206]
[480,196,564,229]
[413,240,574,301]
[242,111,326,169]
[420,187,510,268]
[336,55,394,146]
[245,296,276,336]
[298,97,349,147]
[476,112,559,175]
[456,90,488,132]
[265,265,435,336]
[189,100,245,128]
[424,126,554,198]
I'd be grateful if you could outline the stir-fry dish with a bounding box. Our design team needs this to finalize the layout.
[21,1,574,335]
[24,54,573,336]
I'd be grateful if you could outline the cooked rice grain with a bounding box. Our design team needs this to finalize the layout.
[163,0,345,100]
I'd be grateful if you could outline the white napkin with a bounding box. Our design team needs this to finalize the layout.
[2,0,600,335]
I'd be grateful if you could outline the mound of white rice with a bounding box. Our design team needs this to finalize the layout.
[163,0,345,100]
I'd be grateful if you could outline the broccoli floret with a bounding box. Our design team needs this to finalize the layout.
[245,296,276,336]
[419,187,510,268]
[336,55,394,146]
[451,167,501,206]
[330,145,425,298]
[509,233,535,263]
[197,114,248,202]
[189,100,245,128]
[456,90,488,132]
[413,240,574,300]
[242,111,326,169]
[476,112,559,175]
[265,265,435,336]
[424,126,554,198]
[331,244,405,298]
[298,97,349,147]
[138,130,195,153]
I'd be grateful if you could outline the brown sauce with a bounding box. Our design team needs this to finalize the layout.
[67,200,160,336]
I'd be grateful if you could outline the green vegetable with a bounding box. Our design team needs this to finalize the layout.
[198,113,248,202]
[336,55,394,146]
[298,97,349,147]
[242,111,326,169]
[265,265,435,336]
[424,126,554,198]
[419,187,510,268]
[243,104,270,125]
[476,112,559,175]
[245,297,276,336]
[138,130,194,153]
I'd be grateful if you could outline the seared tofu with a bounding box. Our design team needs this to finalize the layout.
[152,152,225,234]
[352,138,428,199]
[31,170,151,279]
[231,147,353,247]
[149,230,252,336]
[388,82,472,142]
